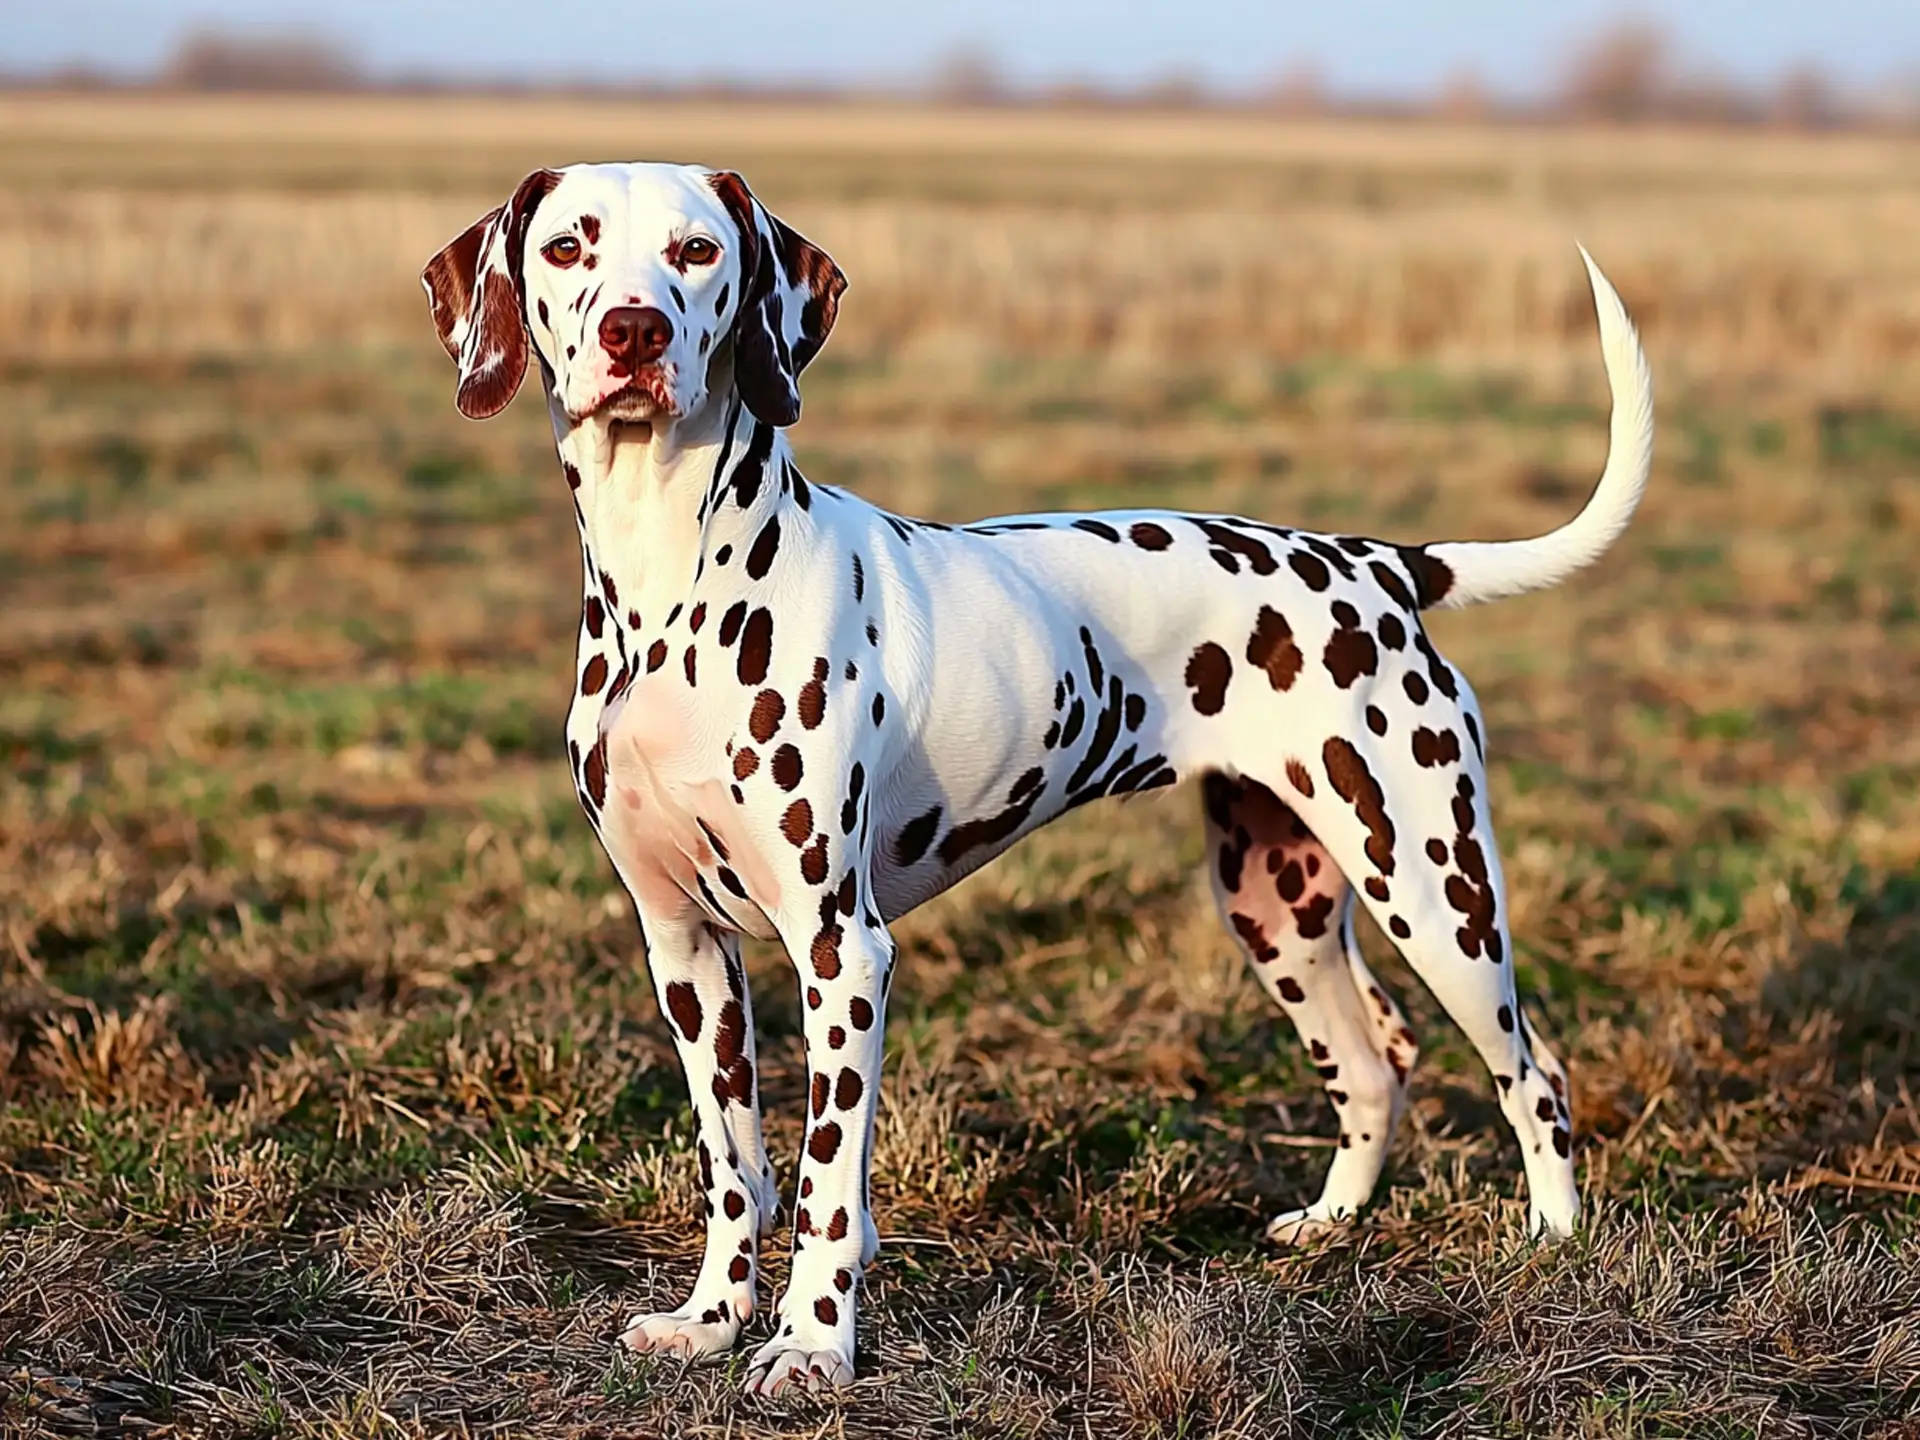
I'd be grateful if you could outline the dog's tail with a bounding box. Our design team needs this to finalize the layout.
[1413,247,1653,612]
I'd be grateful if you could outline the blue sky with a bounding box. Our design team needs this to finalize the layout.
[6,1,1915,96]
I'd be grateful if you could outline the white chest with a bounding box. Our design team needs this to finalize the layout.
[572,661,784,937]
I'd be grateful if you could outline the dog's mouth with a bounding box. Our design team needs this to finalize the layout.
[578,370,679,424]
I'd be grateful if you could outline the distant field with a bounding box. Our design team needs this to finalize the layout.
[2,95,1918,1438]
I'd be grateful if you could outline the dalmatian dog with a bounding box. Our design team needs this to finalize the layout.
[420,161,1653,1395]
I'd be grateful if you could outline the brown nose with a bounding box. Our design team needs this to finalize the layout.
[598,306,673,365]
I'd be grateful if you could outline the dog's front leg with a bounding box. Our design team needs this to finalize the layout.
[744,874,892,1396]
[620,913,775,1360]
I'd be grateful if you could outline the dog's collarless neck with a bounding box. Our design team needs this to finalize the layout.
[555,391,796,654]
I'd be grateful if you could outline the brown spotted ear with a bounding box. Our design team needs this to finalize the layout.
[709,171,847,428]
[420,169,560,420]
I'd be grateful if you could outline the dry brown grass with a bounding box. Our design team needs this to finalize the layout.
[1,95,1917,1438]
[5,96,1920,389]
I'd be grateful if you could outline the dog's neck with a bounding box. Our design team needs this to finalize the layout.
[551,385,788,650]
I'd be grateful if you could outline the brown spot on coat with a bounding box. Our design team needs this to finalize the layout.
[1444,777,1501,961]
[1293,892,1335,938]
[800,835,830,885]
[1398,545,1455,607]
[798,659,828,729]
[745,518,782,581]
[1412,727,1462,769]
[1197,520,1278,574]
[664,981,703,1041]
[781,799,814,846]
[1412,628,1461,700]
[1218,833,1250,893]
[1246,606,1303,691]
[811,925,842,980]
[808,1122,842,1163]
[1231,912,1279,963]
[1368,560,1414,610]
[737,608,774,685]
[834,1067,864,1109]
[938,781,1045,867]
[1184,642,1232,716]
[1288,551,1331,590]
[749,689,784,742]
[713,998,745,1059]
[1285,759,1315,797]
[1323,737,1395,876]
[772,745,804,790]
[1275,859,1306,903]
[1323,602,1379,689]
[1130,521,1173,550]
[582,737,608,807]
[580,654,609,695]
[893,806,941,866]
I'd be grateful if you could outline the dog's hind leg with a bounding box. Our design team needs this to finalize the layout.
[1202,773,1416,1242]
[1281,698,1581,1238]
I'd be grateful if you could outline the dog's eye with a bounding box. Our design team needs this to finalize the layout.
[542,236,583,267]
[681,237,719,266]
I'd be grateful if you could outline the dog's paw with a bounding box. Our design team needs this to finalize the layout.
[619,1302,745,1361]
[1264,1207,1349,1247]
[1527,1203,1580,1242]
[744,1334,854,1396]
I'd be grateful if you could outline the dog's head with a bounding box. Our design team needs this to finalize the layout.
[422,162,845,429]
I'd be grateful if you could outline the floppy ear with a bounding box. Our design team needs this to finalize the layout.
[709,171,847,428]
[421,169,560,420]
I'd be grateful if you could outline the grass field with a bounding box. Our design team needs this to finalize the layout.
[2,95,1919,1438]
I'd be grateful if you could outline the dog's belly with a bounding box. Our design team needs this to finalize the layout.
[860,633,1184,923]
[851,512,1318,920]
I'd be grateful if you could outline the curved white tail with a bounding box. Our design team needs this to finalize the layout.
[1425,247,1654,610]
